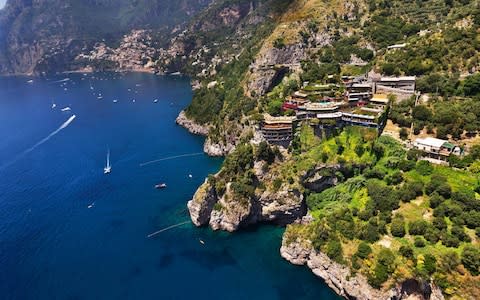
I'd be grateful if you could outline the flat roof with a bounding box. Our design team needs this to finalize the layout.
[316,112,343,119]
[380,76,416,82]
[414,137,447,148]
[263,113,296,124]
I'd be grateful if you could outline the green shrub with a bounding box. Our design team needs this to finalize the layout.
[356,242,372,259]
[414,236,426,248]
[391,216,406,237]
[423,254,437,275]
[409,220,428,236]
[326,239,344,264]
[461,245,480,276]
[416,160,433,176]
[399,245,414,259]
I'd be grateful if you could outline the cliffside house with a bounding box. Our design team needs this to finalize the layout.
[345,83,373,103]
[374,76,416,96]
[297,102,341,120]
[282,95,309,111]
[413,137,461,161]
[261,114,296,147]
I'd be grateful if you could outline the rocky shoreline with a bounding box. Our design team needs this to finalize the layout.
[176,110,235,157]
[175,110,210,136]
[280,237,445,300]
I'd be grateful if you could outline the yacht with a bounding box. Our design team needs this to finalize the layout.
[155,183,167,189]
[104,150,111,174]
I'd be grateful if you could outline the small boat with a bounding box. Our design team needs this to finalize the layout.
[87,202,95,209]
[27,79,34,84]
[113,99,118,103]
[132,99,136,103]
[199,239,205,245]
[97,96,103,99]
[61,107,71,112]
[104,150,111,174]
[51,103,57,109]
[188,174,193,178]
[155,183,167,189]
[153,99,158,103]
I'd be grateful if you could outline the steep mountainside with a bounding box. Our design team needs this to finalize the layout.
[0,0,213,74]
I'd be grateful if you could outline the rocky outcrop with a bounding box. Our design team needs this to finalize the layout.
[247,44,307,96]
[257,187,307,225]
[187,179,218,226]
[176,110,210,136]
[209,183,252,232]
[203,137,235,157]
[301,164,341,192]
[187,174,306,232]
[281,238,445,300]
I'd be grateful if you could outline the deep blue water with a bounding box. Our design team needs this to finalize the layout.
[0,73,340,299]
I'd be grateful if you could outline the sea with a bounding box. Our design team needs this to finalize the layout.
[0,72,340,299]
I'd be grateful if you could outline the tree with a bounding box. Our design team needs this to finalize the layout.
[429,193,445,209]
[367,181,400,212]
[432,216,447,230]
[416,160,433,176]
[391,216,406,237]
[414,236,426,248]
[463,73,480,96]
[256,141,276,164]
[386,171,403,185]
[326,239,344,263]
[423,254,437,275]
[461,245,480,276]
[369,248,396,288]
[424,226,440,244]
[399,245,414,259]
[412,105,433,121]
[399,128,408,140]
[356,242,372,259]
[438,251,460,273]
[451,225,470,242]
[442,233,460,248]
[409,220,428,235]
[463,210,480,229]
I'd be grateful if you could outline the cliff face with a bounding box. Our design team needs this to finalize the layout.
[187,160,347,231]
[187,176,306,232]
[281,237,445,300]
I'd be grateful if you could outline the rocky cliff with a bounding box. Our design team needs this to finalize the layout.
[187,159,348,231]
[187,176,306,232]
[281,237,445,300]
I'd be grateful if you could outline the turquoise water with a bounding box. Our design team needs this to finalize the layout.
[0,73,340,299]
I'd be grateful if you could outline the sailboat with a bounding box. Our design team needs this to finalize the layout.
[104,150,112,174]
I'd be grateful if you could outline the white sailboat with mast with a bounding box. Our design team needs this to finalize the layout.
[104,150,111,174]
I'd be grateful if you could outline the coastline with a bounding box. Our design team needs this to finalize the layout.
[280,237,445,300]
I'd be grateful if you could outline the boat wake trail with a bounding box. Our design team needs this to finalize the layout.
[147,221,191,238]
[51,78,71,84]
[139,152,204,167]
[0,115,77,171]
[24,115,77,153]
